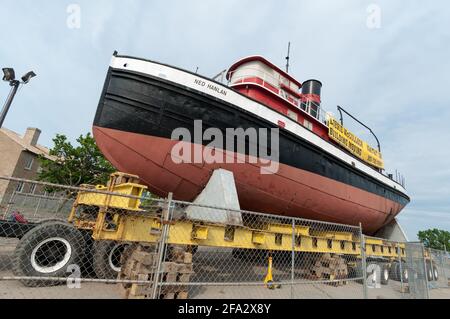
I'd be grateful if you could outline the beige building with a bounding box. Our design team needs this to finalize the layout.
[0,127,54,206]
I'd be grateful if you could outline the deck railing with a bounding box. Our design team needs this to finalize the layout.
[227,67,328,125]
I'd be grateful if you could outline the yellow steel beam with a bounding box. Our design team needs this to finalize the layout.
[90,212,405,258]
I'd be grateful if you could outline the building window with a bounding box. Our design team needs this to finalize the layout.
[16,182,24,193]
[24,155,34,170]
[30,184,36,194]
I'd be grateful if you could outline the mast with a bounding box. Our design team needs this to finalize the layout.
[285,42,291,73]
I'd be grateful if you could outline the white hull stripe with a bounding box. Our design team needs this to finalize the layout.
[110,56,408,197]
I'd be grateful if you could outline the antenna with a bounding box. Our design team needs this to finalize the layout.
[285,42,291,73]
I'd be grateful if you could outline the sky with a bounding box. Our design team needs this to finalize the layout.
[1,0,449,240]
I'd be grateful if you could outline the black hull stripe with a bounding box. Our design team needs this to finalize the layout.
[94,68,410,207]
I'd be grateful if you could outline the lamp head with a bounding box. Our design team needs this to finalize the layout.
[2,68,15,82]
[21,71,36,84]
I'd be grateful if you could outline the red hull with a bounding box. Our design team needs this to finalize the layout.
[93,126,404,234]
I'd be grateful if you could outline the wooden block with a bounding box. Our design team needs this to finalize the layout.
[161,262,178,273]
[130,283,153,296]
[137,273,150,281]
[121,260,139,276]
[177,263,194,274]
[161,285,188,293]
[134,263,155,275]
[128,295,147,300]
[176,291,189,299]
[169,247,187,263]
[132,251,156,266]
[130,266,154,279]
[122,287,130,299]
[183,253,193,264]
[164,272,178,283]
[178,273,192,283]
[162,293,175,299]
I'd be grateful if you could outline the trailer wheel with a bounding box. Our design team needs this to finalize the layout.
[402,266,409,283]
[396,263,408,283]
[79,230,95,276]
[390,263,399,281]
[93,241,129,279]
[12,221,86,287]
[390,262,408,282]
[433,265,439,281]
[381,264,390,285]
[426,262,434,282]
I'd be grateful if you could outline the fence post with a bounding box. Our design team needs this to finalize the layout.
[33,195,42,217]
[359,223,368,299]
[444,244,449,287]
[397,243,404,295]
[429,248,435,287]
[291,219,295,299]
[152,193,173,299]
[421,243,430,299]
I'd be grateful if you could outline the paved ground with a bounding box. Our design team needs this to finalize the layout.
[1,276,449,299]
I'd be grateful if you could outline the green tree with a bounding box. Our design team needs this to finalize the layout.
[38,133,115,187]
[418,229,450,251]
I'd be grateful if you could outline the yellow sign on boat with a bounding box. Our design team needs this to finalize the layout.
[327,117,384,169]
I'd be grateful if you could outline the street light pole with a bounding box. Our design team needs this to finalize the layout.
[1,68,36,129]
[0,80,20,128]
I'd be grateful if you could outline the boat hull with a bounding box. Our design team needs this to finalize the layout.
[93,59,410,235]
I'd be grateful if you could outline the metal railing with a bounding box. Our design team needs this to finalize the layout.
[227,67,329,125]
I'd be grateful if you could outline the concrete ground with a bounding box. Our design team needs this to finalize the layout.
[1,276,449,299]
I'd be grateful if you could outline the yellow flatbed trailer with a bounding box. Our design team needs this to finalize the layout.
[69,172,407,260]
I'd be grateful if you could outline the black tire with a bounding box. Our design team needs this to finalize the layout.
[15,219,66,240]
[391,262,408,283]
[433,265,439,281]
[401,264,409,283]
[426,262,434,282]
[390,263,399,281]
[79,230,95,277]
[12,221,86,287]
[93,241,129,279]
[37,218,67,225]
[380,264,390,285]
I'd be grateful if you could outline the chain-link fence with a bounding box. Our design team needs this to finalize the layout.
[0,175,448,299]
[428,248,450,290]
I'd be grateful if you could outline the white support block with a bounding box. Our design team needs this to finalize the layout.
[185,169,243,225]
[374,218,408,242]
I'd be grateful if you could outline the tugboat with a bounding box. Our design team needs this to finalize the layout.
[93,52,410,235]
